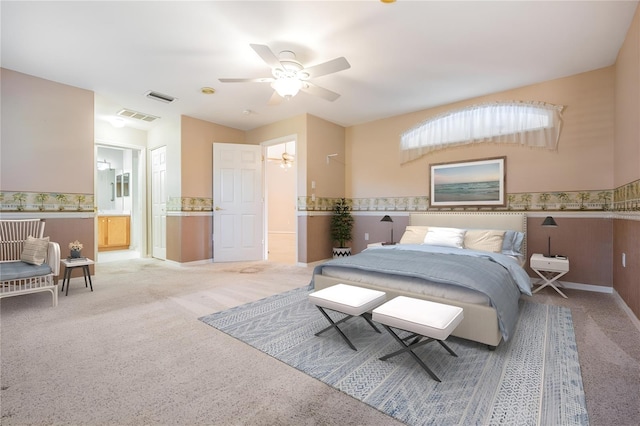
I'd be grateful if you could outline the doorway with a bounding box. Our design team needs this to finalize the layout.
[95,144,145,262]
[265,139,297,264]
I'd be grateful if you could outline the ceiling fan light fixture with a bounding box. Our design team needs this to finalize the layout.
[271,78,303,99]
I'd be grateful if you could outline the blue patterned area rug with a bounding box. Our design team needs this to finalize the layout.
[199,287,588,425]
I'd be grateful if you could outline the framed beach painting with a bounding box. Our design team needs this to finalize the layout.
[430,156,506,207]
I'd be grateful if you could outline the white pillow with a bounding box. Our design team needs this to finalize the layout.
[464,229,506,253]
[399,226,429,244]
[20,236,50,266]
[423,227,465,248]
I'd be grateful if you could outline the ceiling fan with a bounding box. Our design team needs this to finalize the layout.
[219,44,350,105]
[267,142,295,169]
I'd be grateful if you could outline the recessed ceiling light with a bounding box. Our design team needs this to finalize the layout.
[110,117,126,128]
[201,87,216,95]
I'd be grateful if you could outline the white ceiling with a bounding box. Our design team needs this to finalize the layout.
[1,1,637,132]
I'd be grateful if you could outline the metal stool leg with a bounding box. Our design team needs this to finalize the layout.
[379,325,459,382]
[315,306,357,350]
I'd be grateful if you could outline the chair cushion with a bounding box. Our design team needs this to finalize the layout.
[20,236,49,266]
[373,296,464,340]
[0,261,52,281]
[309,284,386,316]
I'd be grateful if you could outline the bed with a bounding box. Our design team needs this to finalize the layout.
[311,212,530,348]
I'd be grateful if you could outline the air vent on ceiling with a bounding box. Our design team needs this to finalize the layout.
[145,90,177,103]
[117,108,160,123]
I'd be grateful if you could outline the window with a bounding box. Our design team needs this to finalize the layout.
[400,101,564,164]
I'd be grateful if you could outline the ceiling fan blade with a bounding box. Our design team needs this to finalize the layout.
[301,82,341,102]
[218,77,274,83]
[267,90,283,106]
[250,44,283,69]
[303,57,350,78]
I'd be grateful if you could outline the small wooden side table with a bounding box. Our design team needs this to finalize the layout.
[60,258,95,296]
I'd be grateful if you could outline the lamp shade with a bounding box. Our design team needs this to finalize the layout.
[541,216,558,227]
[271,78,302,99]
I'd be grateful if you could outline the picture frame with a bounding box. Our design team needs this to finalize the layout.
[430,156,506,207]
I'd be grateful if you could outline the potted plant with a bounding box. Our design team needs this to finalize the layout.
[331,198,354,258]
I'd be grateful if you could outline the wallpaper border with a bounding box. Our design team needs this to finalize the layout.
[1,179,638,214]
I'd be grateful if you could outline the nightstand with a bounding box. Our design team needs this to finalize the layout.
[367,242,396,248]
[530,253,569,298]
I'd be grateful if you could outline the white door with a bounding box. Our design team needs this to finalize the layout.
[151,146,167,260]
[213,143,264,262]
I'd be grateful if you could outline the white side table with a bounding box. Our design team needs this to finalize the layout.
[530,253,569,298]
[367,242,396,248]
[60,258,95,296]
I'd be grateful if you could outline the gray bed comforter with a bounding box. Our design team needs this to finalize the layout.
[311,245,531,342]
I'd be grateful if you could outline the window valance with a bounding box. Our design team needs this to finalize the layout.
[400,101,564,164]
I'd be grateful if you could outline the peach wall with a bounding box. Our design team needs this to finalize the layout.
[246,114,347,263]
[346,67,615,198]
[1,68,94,194]
[267,160,296,233]
[44,217,96,279]
[181,115,245,198]
[1,69,96,270]
[525,217,613,287]
[246,114,308,196]
[614,4,640,187]
[166,215,213,263]
[613,4,640,319]
[307,115,346,198]
[161,115,246,262]
[613,220,640,319]
[304,214,332,263]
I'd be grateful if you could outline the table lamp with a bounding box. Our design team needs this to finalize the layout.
[380,215,394,244]
[541,216,558,257]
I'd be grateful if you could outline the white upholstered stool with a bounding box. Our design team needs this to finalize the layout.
[372,296,464,382]
[308,284,387,350]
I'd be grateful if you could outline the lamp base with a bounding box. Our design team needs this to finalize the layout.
[382,242,397,246]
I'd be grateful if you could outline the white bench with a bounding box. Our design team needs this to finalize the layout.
[0,219,60,307]
[308,283,387,350]
[373,296,464,382]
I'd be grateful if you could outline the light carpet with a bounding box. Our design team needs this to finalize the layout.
[200,287,589,426]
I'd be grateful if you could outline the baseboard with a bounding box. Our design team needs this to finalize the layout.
[166,258,213,267]
[613,289,640,332]
[299,259,329,268]
[559,280,613,294]
[531,277,614,294]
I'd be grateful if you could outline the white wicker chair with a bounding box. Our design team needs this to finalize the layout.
[0,219,61,306]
